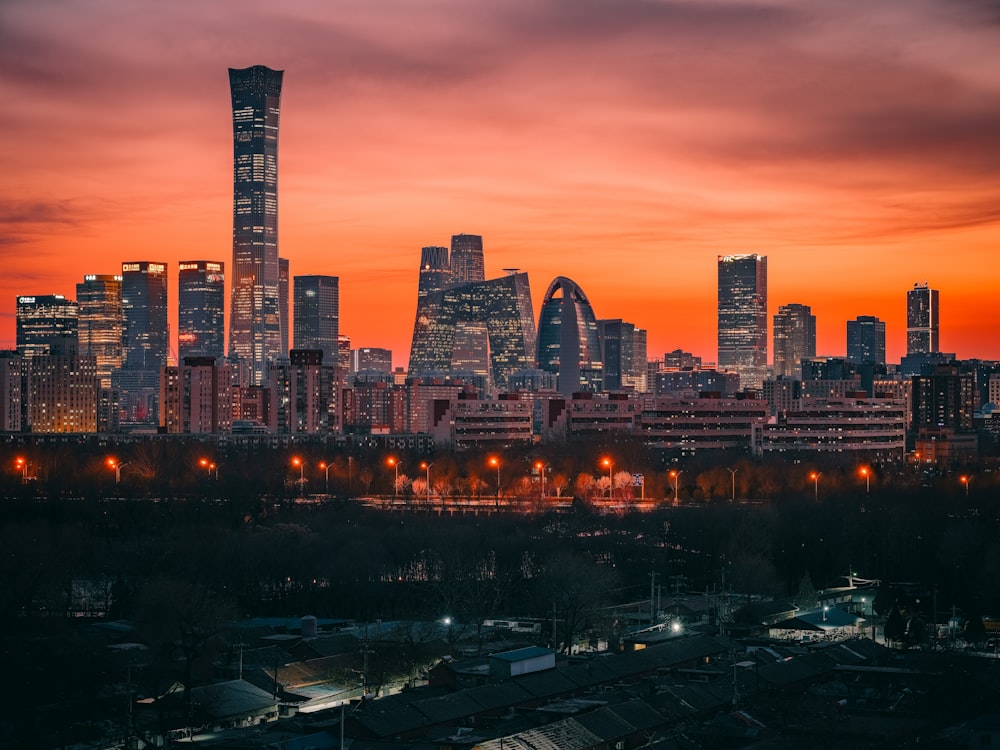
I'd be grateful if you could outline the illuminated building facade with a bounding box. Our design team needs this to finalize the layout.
[229,65,283,386]
[772,303,815,379]
[907,282,939,355]
[28,344,98,434]
[0,351,26,432]
[279,257,290,359]
[450,234,485,284]
[409,271,537,391]
[847,315,886,365]
[16,295,78,358]
[639,395,769,451]
[178,261,225,361]
[537,277,603,396]
[293,275,339,365]
[351,347,392,375]
[160,357,233,434]
[597,319,648,392]
[122,261,169,370]
[718,254,768,389]
[76,274,123,389]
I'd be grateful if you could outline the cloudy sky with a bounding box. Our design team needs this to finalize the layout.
[3,0,999,365]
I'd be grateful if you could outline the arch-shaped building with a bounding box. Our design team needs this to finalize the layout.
[537,277,603,395]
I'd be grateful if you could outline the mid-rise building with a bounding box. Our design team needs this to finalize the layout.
[160,357,233,434]
[718,254,768,389]
[847,315,886,365]
[16,295,78,358]
[772,303,815,379]
[28,340,98,433]
[351,347,392,375]
[76,274,123,389]
[271,349,342,434]
[598,319,648,392]
[228,65,283,386]
[178,261,225,361]
[0,351,26,432]
[293,275,339,365]
[537,276,603,396]
[430,395,533,450]
[911,365,974,433]
[638,394,768,451]
[907,282,939,356]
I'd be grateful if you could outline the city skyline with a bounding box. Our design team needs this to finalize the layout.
[3,1,1000,366]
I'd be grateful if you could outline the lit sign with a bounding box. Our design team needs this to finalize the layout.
[17,297,35,304]
[206,263,221,271]
[149,263,166,273]
[122,263,140,272]
[179,263,199,271]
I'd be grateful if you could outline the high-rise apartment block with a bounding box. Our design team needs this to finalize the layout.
[279,256,290,359]
[229,65,283,386]
[178,261,225,362]
[122,261,169,370]
[16,295,78,358]
[718,254,768,389]
[76,274,123,389]
[772,303,816,379]
[160,357,233,434]
[293,275,339,365]
[907,282,939,356]
[351,347,392,375]
[847,315,887,365]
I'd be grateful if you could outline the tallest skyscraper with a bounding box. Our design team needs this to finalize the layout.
[228,65,283,386]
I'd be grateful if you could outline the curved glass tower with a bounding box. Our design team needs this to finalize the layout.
[228,65,283,386]
[536,277,603,395]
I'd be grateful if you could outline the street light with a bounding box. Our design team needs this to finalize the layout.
[489,456,501,505]
[601,457,613,498]
[318,461,332,494]
[14,457,28,483]
[387,457,399,500]
[823,605,830,622]
[291,457,305,496]
[669,469,682,503]
[534,461,548,499]
[420,461,433,500]
[859,466,870,495]
[809,472,821,502]
[199,458,218,480]
[726,467,737,502]
[960,475,971,497]
[107,457,129,485]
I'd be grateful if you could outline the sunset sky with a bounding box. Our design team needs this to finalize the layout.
[3,0,1000,368]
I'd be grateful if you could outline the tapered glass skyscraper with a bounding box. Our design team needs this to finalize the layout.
[229,65,283,386]
[293,275,339,364]
[718,254,768,389]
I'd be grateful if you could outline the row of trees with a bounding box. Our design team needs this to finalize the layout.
[3,435,994,503]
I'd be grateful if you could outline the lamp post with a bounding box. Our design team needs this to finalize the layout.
[535,461,547,499]
[859,467,870,495]
[489,456,501,506]
[420,461,432,500]
[14,457,28,483]
[199,458,218,480]
[601,458,613,498]
[348,456,353,490]
[319,461,332,494]
[960,475,971,497]
[291,457,305,496]
[387,457,399,500]
[107,458,129,485]
[810,472,820,502]
[726,467,737,502]
[823,605,829,622]
[670,469,682,503]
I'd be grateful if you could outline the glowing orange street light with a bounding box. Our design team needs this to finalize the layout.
[859,466,870,495]
[387,457,399,498]
[318,461,332,493]
[420,461,432,498]
[488,456,501,502]
[601,457,613,498]
[535,461,548,498]
[669,469,683,502]
[107,457,129,485]
[199,458,218,480]
[809,471,820,501]
[14,456,28,482]
[960,475,971,497]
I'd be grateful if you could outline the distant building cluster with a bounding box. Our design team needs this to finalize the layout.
[4,65,998,463]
